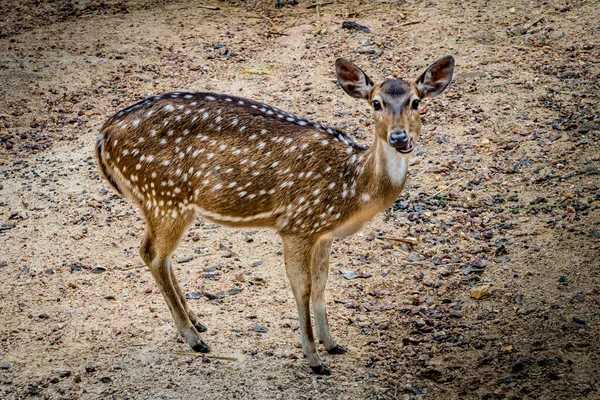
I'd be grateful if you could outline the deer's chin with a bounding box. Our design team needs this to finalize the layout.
[396,140,415,154]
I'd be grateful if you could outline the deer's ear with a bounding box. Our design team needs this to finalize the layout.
[416,55,455,99]
[335,58,374,100]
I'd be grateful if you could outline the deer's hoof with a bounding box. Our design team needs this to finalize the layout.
[327,345,347,355]
[311,364,331,375]
[194,322,208,333]
[191,341,211,353]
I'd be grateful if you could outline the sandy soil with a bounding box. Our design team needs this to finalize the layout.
[0,0,599,399]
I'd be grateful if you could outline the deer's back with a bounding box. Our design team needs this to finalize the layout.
[99,92,371,234]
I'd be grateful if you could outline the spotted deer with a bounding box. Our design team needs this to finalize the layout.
[95,56,454,374]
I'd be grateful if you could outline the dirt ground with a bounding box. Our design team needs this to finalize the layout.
[0,0,599,398]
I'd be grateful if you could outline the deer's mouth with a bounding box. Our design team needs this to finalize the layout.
[395,140,415,154]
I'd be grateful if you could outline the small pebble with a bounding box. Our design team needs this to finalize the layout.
[253,325,268,333]
[470,285,492,300]
[58,369,71,378]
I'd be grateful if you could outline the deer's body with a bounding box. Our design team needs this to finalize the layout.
[96,56,454,374]
[98,92,403,237]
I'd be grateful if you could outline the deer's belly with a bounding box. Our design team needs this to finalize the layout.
[324,205,382,239]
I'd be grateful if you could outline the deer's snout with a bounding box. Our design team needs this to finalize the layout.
[389,130,414,153]
[389,130,408,147]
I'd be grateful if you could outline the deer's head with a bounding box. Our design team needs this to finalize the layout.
[335,56,454,155]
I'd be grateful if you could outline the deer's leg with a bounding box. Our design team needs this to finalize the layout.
[311,238,346,355]
[169,268,207,332]
[141,213,210,353]
[281,235,330,375]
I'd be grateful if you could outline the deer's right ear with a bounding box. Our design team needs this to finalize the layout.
[335,58,374,100]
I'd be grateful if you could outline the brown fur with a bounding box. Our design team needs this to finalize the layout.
[95,56,454,374]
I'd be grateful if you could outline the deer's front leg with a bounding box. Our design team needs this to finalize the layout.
[311,238,346,355]
[281,235,330,375]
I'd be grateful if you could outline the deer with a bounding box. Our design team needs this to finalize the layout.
[95,55,454,375]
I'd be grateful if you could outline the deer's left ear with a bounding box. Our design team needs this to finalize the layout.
[335,58,374,100]
[416,55,455,99]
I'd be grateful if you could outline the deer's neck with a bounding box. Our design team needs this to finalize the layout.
[360,137,408,205]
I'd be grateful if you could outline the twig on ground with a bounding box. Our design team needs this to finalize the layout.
[197,4,220,10]
[378,236,418,245]
[174,351,238,361]
[266,31,289,36]
[428,178,464,199]
[123,264,146,271]
[307,2,333,8]
[399,20,421,26]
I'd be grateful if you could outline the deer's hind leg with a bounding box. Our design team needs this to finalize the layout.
[169,268,207,332]
[311,238,346,355]
[140,210,210,353]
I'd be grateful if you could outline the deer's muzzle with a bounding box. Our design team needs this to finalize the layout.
[389,130,414,153]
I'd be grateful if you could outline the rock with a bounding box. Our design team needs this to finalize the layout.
[498,375,515,384]
[185,292,203,300]
[58,369,71,378]
[511,358,529,372]
[25,384,39,395]
[571,293,585,303]
[0,363,11,370]
[577,122,600,133]
[341,21,371,33]
[501,345,513,354]
[253,325,268,333]
[341,271,360,280]
[91,266,107,273]
[177,256,194,264]
[470,285,492,299]
[548,370,561,380]
[572,317,585,324]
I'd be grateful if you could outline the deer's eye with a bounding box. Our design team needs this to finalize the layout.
[373,100,382,111]
[411,99,420,110]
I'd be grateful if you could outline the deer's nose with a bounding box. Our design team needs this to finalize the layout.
[389,130,408,148]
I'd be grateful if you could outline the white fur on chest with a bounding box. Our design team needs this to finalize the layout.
[381,142,408,187]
